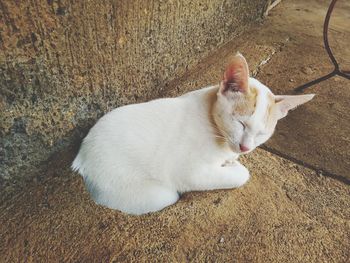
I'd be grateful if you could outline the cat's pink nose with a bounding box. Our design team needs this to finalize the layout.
[239,144,249,152]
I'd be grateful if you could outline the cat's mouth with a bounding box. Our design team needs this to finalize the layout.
[228,143,241,154]
[228,143,251,154]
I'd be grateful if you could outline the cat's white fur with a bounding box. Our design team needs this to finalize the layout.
[72,54,314,215]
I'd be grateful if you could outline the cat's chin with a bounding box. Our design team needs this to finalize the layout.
[228,144,242,154]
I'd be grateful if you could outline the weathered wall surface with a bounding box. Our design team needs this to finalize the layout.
[0,0,269,185]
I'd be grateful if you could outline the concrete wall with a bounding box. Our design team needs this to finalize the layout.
[0,0,269,186]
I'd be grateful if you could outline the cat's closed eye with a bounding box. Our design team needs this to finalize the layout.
[239,121,246,130]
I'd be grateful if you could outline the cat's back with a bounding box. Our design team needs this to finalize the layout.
[72,87,215,178]
[89,96,184,139]
[88,85,215,139]
[73,97,185,166]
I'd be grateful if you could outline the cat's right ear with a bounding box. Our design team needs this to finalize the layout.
[219,53,250,95]
[274,94,315,119]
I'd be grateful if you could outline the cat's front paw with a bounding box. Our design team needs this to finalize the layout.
[231,163,250,187]
[221,158,238,167]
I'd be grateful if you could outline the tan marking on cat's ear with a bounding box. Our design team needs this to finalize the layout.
[220,53,250,94]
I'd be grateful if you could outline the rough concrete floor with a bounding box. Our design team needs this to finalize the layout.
[1,0,349,262]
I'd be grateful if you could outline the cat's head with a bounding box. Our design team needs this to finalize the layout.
[213,53,314,154]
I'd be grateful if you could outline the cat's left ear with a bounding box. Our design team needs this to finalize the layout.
[275,94,315,119]
[219,53,250,95]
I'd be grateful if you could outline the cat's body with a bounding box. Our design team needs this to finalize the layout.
[72,54,314,215]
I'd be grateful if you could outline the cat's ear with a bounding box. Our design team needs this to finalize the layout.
[275,94,315,119]
[220,53,250,95]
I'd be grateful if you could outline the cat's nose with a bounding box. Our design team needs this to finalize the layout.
[239,144,249,152]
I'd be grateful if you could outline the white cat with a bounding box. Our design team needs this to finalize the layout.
[72,53,314,215]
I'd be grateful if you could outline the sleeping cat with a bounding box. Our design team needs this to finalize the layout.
[72,53,314,215]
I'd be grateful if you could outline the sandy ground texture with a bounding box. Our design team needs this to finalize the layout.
[1,0,349,262]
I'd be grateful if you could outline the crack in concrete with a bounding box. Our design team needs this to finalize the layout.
[252,51,276,77]
[259,54,275,67]
[252,37,291,78]
[264,0,282,16]
[260,145,350,185]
